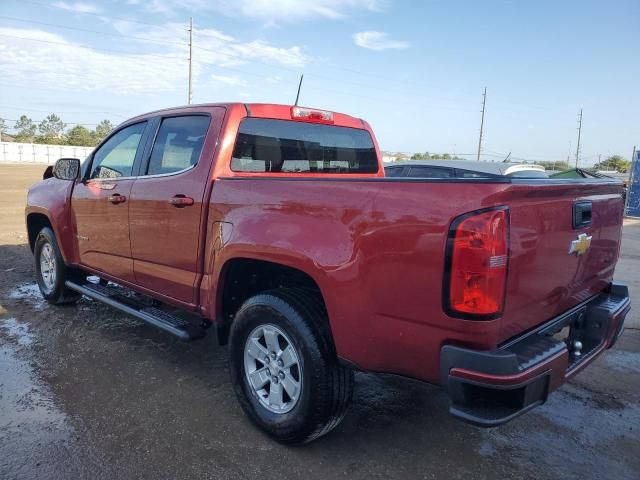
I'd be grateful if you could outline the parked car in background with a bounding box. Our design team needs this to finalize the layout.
[385,160,548,178]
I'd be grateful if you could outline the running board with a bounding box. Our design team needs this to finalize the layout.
[65,281,206,341]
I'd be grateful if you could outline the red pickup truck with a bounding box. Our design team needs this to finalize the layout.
[25,103,630,443]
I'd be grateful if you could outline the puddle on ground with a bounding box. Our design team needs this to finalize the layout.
[0,317,34,345]
[479,384,639,479]
[0,322,113,479]
[8,283,46,310]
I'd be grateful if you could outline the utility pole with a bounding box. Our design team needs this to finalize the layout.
[188,17,193,105]
[626,145,636,214]
[477,87,487,161]
[575,108,583,168]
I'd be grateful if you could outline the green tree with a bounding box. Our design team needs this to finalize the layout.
[37,114,67,144]
[0,118,6,142]
[14,115,37,142]
[66,125,95,146]
[93,119,114,144]
[411,152,430,160]
[593,155,630,173]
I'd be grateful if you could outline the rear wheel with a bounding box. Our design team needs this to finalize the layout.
[34,227,81,305]
[229,288,353,444]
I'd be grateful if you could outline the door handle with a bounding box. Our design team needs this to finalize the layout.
[169,195,194,207]
[108,194,127,204]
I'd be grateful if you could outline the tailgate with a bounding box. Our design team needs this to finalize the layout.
[499,181,624,342]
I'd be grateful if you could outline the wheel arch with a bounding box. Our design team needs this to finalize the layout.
[214,257,335,349]
[26,212,54,252]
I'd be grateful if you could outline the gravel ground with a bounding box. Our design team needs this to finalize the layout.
[1,164,638,480]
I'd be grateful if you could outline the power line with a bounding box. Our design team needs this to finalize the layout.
[0,104,127,117]
[2,117,105,126]
[0,15,189,47]
[9,0,167,28]
[2,0,577,114]
[0,33,185,60]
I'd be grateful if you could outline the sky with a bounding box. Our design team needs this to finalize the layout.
[0,0,638,165]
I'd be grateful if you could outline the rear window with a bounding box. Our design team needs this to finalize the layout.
[231,118,379,174]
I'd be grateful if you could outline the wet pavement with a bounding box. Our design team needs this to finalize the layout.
[0,166,639,479]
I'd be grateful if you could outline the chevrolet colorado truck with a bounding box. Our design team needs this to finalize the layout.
[25,103,630,443]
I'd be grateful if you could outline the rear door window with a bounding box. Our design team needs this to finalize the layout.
[231,118,379,174]
[146,115,210,175]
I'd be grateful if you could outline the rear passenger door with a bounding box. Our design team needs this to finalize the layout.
[128,109,225,305]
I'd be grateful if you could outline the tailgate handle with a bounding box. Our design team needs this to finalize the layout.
[573,201,592,229]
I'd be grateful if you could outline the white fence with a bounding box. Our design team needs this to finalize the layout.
[0,142,94,164]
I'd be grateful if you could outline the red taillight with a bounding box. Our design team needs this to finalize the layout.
[445,208,509,318]
[290,106,334,124]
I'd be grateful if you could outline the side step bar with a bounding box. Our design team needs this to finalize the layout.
[65,281,206,341]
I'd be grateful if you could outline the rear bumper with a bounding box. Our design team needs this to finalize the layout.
[440,282,630,427]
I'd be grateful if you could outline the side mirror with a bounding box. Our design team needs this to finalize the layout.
[53,158,81,181]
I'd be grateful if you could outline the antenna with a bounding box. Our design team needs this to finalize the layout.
[294,74,304,106]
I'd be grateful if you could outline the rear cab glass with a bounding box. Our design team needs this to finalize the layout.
[231,118,378,174]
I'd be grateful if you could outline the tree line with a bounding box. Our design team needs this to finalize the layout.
[410,152,465,160]
[0,114,114,147]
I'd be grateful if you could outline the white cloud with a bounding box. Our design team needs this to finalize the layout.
[211,74,248,87]
[0,27,183,94]
[111,21,308,67]
[134,0,382,21]
[0,25,307,97]
[52,1,102,14]
[352,30,409,51]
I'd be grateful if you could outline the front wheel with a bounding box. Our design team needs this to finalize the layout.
[34,227,81,305]
[228,288,353,444]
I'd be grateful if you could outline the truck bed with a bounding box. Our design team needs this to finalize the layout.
[206,176,625,384]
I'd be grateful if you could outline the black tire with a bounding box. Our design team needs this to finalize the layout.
[34,227,82,305]
[228,288,354,444]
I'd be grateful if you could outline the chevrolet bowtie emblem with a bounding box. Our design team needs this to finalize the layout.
[569,233,592,256]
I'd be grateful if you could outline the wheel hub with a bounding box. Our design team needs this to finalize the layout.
[39,242,56,291]
[244,324,302,414]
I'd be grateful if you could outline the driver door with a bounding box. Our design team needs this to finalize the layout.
[71,121,149,282]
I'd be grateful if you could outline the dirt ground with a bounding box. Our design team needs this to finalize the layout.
[1,164,639,480]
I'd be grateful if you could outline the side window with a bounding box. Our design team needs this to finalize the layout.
[90,122,146,179]
[146,116,210,176]
[407,166,454,178]
[384,166,406,177]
